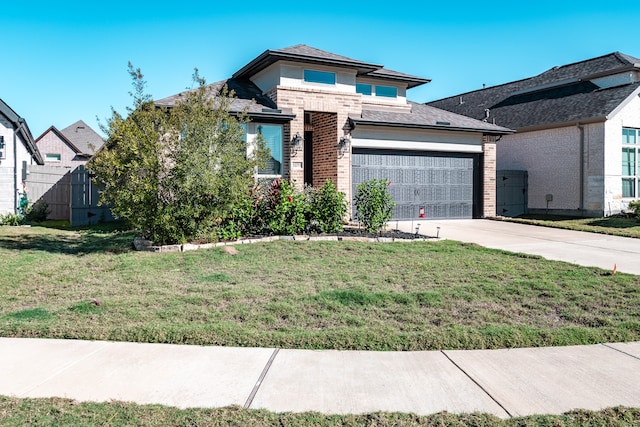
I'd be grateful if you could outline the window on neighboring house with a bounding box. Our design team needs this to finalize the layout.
[0,136,5,159]
[622,128,639,198]
[303,69,336,85]
[375,85,397,98]
[356,83,372,95]
[46,153,61,162]
[256,124,283,176]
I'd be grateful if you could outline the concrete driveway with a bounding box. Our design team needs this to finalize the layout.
[396,219,640,275]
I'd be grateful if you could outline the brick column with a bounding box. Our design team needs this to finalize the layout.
[482,135,497,218]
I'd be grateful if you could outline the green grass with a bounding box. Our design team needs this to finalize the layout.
[502,215,640,238]
[1,397,639,426]
[1,224,639,350]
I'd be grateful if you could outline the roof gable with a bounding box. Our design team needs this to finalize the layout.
[0,98,43,164]
[60,120,104,155]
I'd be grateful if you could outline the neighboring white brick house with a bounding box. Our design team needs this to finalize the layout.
[0,99,43,215]
[156,45,512,220]
[430,52,640,217]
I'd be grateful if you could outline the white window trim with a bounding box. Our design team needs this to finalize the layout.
[622,127,639,199]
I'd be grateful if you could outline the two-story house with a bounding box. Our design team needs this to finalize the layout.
[35,120,104,168]
[156,45,512,220]
[0,98,43,215]
[429,52,640,217]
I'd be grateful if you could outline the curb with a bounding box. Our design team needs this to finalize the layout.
[133,234,437,253]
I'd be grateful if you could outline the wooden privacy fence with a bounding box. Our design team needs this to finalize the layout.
[25,165,114,226]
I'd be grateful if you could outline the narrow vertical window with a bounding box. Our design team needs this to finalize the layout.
[257,124,283,176]
[622,128,639,198]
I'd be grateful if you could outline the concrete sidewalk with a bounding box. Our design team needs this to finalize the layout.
[396,219,640,275]
[2,338,640,418]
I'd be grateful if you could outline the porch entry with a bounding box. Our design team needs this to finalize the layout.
[302,111,338,188]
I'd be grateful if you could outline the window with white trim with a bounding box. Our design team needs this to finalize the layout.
[622,128,639,198]
[45,153,61,162]
[242,123,283,177]
[375,85,397,98]
[303,69,336,85]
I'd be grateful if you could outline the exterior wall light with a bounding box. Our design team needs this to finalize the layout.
[291,133,304,157]
[337,136,350,157]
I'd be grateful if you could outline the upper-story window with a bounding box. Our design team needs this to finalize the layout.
[45,153,61,162]
[622,128,639,198]
[356,83,398,98]
[375,85,397,98]
[303,70,336,85]
[356,83,372,95]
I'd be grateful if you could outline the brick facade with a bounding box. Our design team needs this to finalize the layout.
[482,135,497,217]
[310,112,338,186]
[272,86,362,202]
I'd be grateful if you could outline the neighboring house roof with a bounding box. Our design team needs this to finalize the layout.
[233,44,431,89]
[428,52,640,130]
[60,120,104,156]
[350,102,513,135]
[155,78,296,122]
[0,98,43,164]
[36,120,105,158]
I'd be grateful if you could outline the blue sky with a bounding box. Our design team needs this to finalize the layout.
[3,1,640,138]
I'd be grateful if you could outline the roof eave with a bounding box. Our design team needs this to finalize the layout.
[350,118,514,135]
[233,50,382,79]
[514,116,608,132]
[231,110,296,123]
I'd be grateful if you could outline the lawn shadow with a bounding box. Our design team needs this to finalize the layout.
[0,222,135,255]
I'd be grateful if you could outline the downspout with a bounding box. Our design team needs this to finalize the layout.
[13,118,26,214]
[577,123,585,215]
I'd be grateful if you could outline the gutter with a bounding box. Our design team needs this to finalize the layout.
[349,118,514,136]
[514,116,607,133]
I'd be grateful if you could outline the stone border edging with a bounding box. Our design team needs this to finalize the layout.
[133,234,436,253]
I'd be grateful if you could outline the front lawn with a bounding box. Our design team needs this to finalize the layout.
[1,224,639,350]
[502,215,640,238]
[1,397,639,427]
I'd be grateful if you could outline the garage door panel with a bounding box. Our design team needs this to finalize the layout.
[352,150,478,220]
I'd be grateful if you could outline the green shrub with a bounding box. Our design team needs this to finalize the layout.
[353,179,395,233]
[307,180,347,233]
[629,200,640,220]
[89,65,268,245]
[24,200,49,223]
[259,179,307,236]
[0,213,24,226]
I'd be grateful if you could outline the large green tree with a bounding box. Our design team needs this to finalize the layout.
[90,64,267,244]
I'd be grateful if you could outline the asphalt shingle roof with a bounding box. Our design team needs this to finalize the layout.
[154,78,294,121]
[60,120,104,155]
[428,52,640,130]
[233,44,429,88]
[351,102,512,134]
